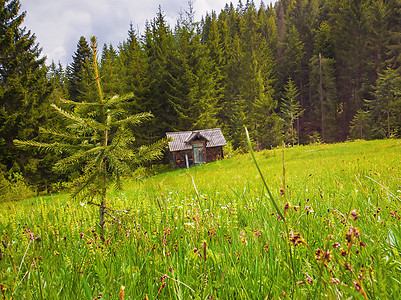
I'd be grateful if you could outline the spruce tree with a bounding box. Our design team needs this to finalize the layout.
[100,43,121,97]
[0,0,50,185]
[66,36,92,102]
[369,67,401,138]
[281,77,303,146]
[117,24,147,100]
[332,0,370,138]
[15,37,168,230]
[142,7,178,141]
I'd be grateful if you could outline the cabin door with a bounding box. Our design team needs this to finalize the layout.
[193,142,205,164]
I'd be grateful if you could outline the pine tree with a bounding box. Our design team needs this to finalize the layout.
[386,0,401,73]
[0,0,50,185]
[332,0,370,138]
[281,77,303,146]
[350,109,371,140]
[117,24,147,101]
[15,37,169,230]
[100,43,121,97]
[142,7,178,141]
[368,67,401,138]
[309,54,338,142]
[173,4,220,130]
[202,12,225,127]
[66,36,92,102]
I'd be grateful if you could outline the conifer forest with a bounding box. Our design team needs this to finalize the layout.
[1,0,401,194]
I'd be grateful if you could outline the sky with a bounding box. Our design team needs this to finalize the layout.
[20,0,277,67]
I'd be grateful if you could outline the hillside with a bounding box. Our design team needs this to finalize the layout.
[1,139,400,299]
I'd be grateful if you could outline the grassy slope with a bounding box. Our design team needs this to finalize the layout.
[1,139,400,299]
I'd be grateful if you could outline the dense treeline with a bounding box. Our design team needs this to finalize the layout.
[1,0,401,193]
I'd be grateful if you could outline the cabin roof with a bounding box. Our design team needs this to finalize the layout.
[166,128,226,152]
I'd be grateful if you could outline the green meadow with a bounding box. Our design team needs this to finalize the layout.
[1,139,400,299]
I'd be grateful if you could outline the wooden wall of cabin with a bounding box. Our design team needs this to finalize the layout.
[172,146,223,168]
[173,150,194,168]
[206,146,223,163]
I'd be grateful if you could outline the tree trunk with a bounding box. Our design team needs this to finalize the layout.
[319,53,324,142]
[99,202,106,229]
[387,110,390,138]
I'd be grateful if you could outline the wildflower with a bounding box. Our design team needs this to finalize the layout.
[340,249,347,257]
[330,278,340,284]
[80,233,84,238]
[315,248,331,264]
[283,202,291,217]
[54,251,60,255]
[332,242,341,248]
[350,209,359,221]
[322,250,331,262]
[359,241,366,248]
[289,231,307,247]
[293,206,299,212]
[315,248,322,260]
[305,206,313,214]
[169,266,173,272]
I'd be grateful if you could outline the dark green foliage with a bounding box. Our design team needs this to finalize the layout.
[350,109,371,140]
[0,0,52,192]
[281,77,303,145]
[66,36,92,102]
[368,67,401,138]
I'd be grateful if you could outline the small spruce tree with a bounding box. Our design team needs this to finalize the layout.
[15,37,169,230]
[281,77,303,146]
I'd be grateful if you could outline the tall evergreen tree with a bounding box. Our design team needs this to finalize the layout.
[386,0,401,73]
[66,36,92,102]
[100,43,121,97]
[332,0,370,138]
[281,77,302,146]
[368,67,401,138]
[0,0,51,184]
[142,7,178,142]
[117,24,147,101]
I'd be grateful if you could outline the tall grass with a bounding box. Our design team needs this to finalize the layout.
[1,139,400,299]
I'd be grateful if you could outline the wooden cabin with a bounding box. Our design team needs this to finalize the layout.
[166,128,226,168]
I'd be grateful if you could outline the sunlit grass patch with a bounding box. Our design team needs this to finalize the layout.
[1,139,400,299]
